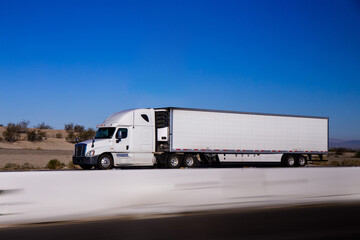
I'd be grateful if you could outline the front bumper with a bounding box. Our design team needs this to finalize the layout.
[73,156,98,165]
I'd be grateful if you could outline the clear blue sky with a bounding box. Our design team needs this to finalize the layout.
[0,0,359,139]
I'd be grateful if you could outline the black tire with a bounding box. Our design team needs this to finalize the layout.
[296,155,307,167]
[79,164,93,170]
[283,155,296,167]
[98,154,114,170]
[183,154,198,168]
[167,154,181,168]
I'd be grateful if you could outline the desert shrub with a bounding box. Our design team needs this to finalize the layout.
[66,131,76,143]
[77,128,95,142]
[16,120,30,133]
[328,159,360,167]
[328,160,342,167]
[21,162,35,169]
[0,124,3,127]
[354,151,360,158]
[4,163,20,170]
[27,130,46,141]
[67,161,80,169]
[47,159,65,169]
[2,121,31,142]
[34,122,52,129]
[330,148,347,156]
[66,125,95,143]
[37,130,46,140]
[64,123,74,131]
[55,133,62,138]
[0,136,3,141]
[343,159,360,166]
[74,124,85,132]
[2,124,20,142]
[27,130,37,141]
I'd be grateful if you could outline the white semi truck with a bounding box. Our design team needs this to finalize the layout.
[73,108,329,169]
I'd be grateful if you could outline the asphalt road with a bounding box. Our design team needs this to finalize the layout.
[1,203,359,240]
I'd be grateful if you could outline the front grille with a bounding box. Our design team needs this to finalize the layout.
[74,144,86,157]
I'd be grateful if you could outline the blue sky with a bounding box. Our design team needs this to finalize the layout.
[0,0,359,139]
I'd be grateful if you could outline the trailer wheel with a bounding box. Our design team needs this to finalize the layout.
[283,155,296,167]
[98,154,114,170]
[296,155,306,167]
[79,164,93,170]
[183,154,198,168]
[167,154,181,168]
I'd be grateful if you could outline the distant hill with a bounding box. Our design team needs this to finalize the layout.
[329,138,360,150]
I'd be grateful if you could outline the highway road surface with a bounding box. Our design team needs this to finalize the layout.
[1,203,359,240]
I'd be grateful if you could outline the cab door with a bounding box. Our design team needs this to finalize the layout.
[132,109,156,165]
[112,127,133,165]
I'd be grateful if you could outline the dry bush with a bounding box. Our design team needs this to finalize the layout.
[67,161,80,169]
[74,124,85,132]
[55,133,62,138]
[27,130,46,141]
[3,125,20,142]
[47,159,65,169]
[34,122,52,129]
[2,121,30,142]
[21,162,35,169]
[65,124,95,143]
[64,123,74,131]
[330,148,348,156]
[4,163,20,170]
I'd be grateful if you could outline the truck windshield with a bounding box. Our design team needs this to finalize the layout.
[95,127,116,139]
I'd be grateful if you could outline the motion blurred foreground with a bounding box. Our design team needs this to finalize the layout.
[1,168,360,226]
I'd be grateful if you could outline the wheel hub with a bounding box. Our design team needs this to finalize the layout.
[101,157,110,168]
[170,157,179,167]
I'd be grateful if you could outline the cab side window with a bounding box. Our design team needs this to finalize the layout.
[141,114,149,122]
[116,128,128,139]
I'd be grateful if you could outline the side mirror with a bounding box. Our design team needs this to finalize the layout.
[116,130,122,143]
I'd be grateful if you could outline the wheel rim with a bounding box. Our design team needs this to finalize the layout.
[185,157,194,167]
[299,157,306,166]
[170,157,179,167]
[101,157,111,168]
[288,157,295,166]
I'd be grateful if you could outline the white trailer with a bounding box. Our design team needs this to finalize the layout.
[73,108,328,169]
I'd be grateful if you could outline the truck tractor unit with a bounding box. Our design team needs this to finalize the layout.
[72,108,328,169]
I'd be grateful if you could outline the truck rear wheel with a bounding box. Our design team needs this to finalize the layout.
[183,154,198,168]
[296,155,306,167]
[167,154,181,168]
[283,155,296,167]
[98,154,114,170]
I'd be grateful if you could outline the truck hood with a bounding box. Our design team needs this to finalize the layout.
[79,139,111,150]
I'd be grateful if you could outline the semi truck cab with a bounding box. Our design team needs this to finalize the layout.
[73,109,157,169]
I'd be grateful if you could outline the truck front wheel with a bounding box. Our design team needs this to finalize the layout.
[167,154,181,168]
[98,154,114,170]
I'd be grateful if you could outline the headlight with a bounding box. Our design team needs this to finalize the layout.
[86,150,95,157]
